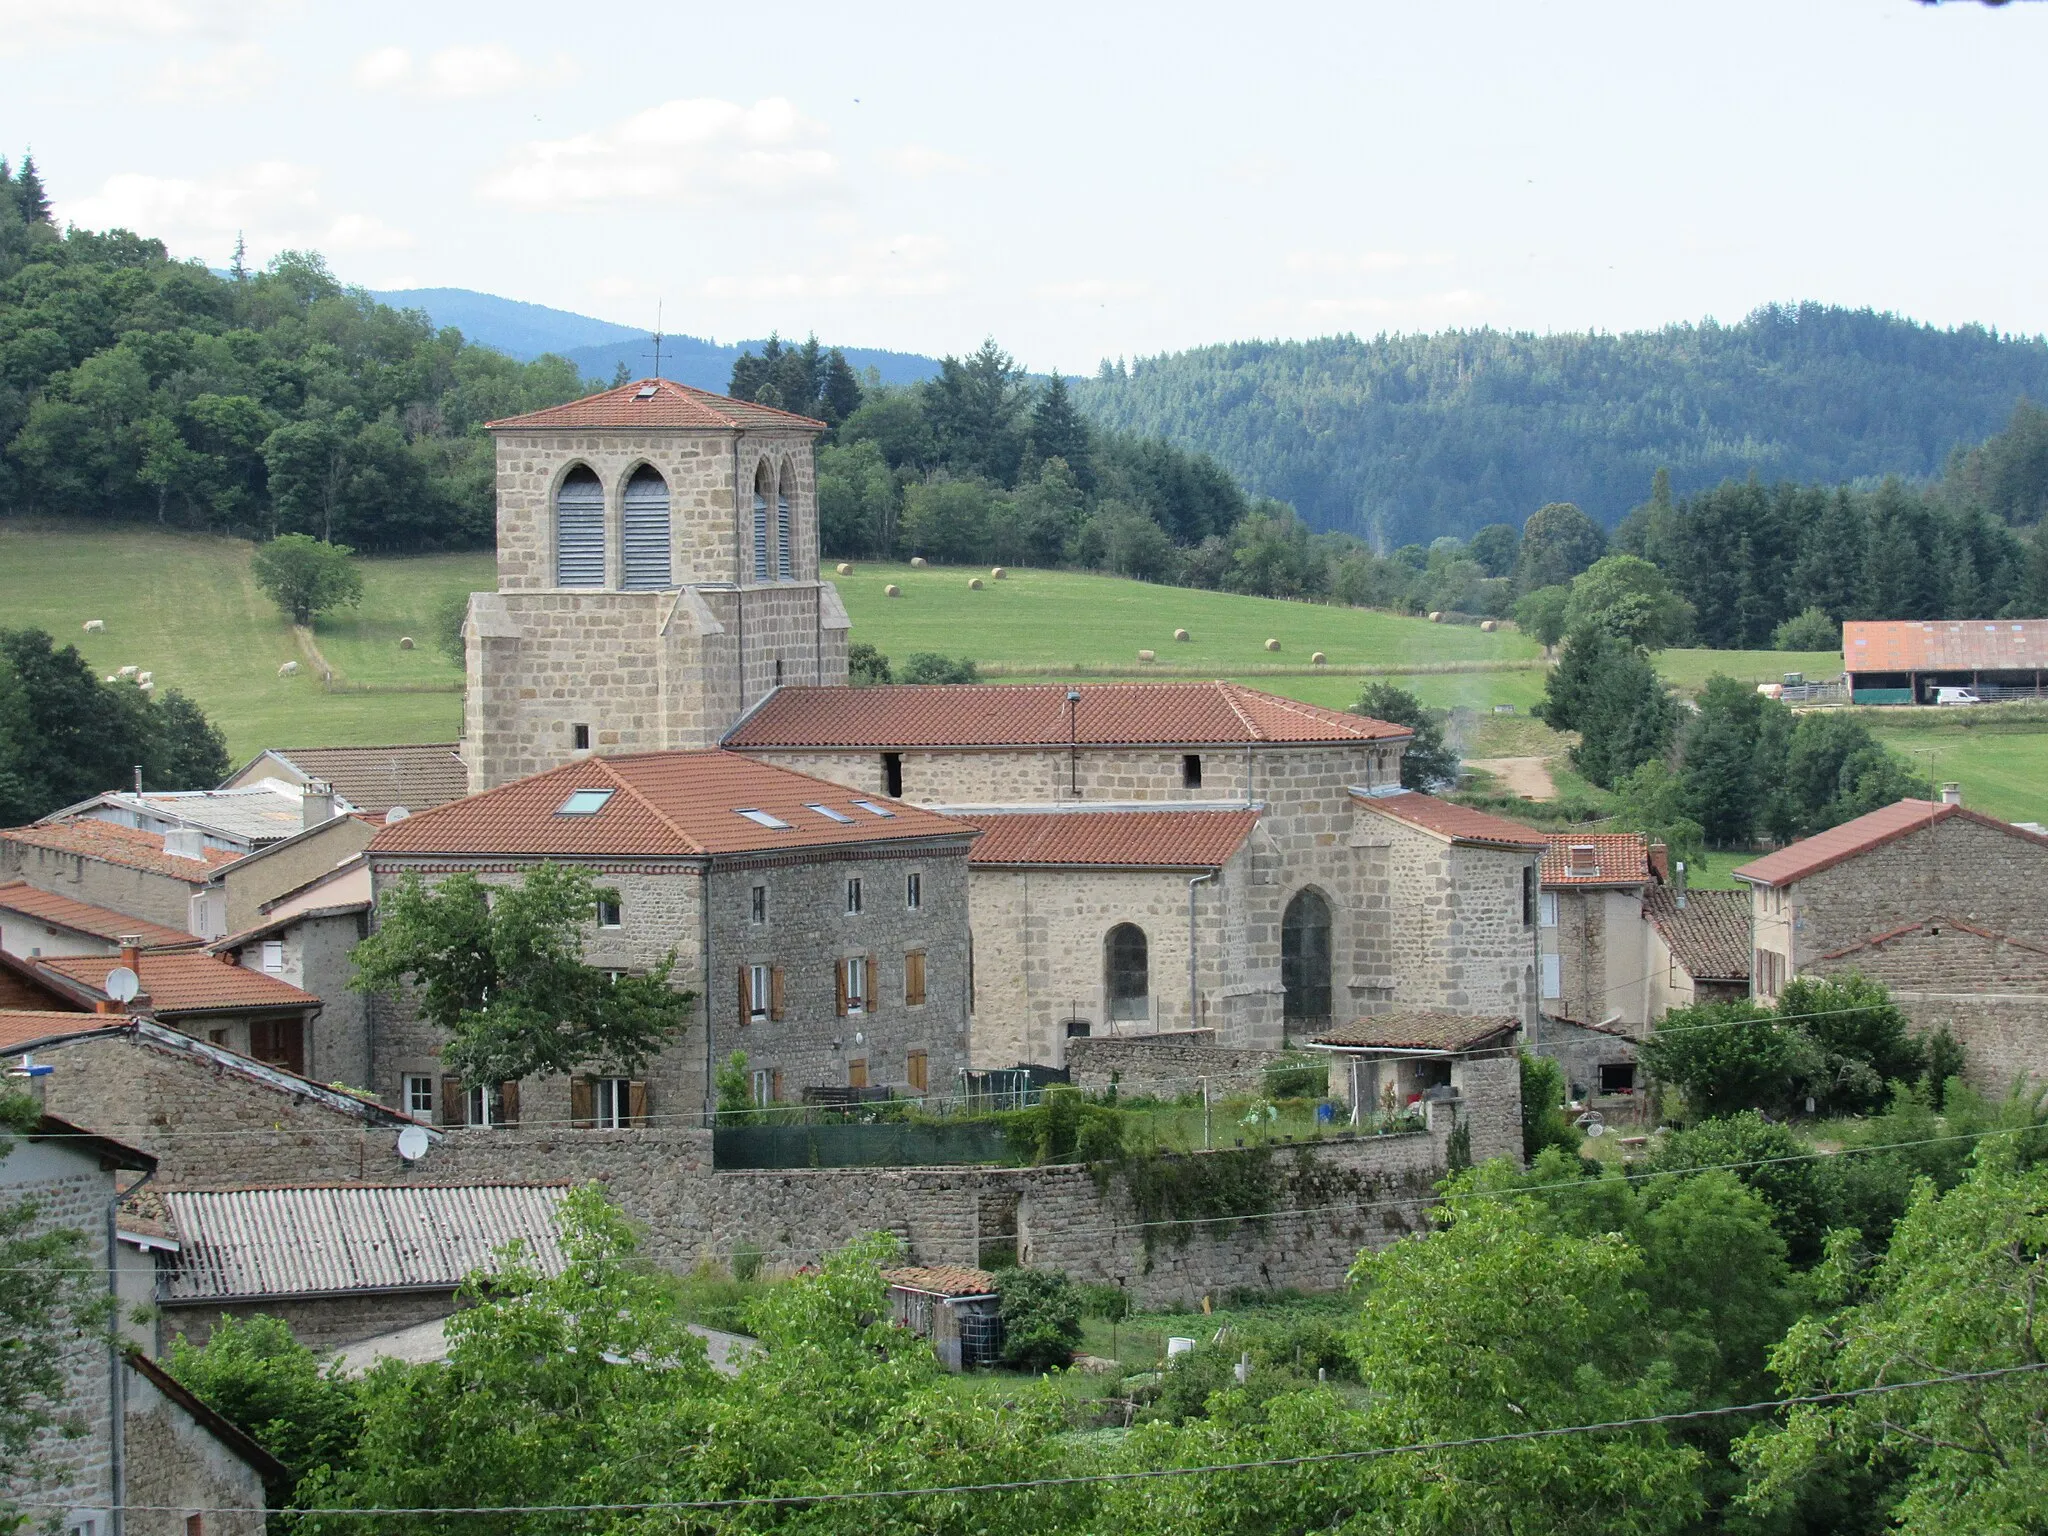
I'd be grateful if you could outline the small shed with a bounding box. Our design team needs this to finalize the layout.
[882,1265,1003,1371]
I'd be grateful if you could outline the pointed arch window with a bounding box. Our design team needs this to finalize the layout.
[775,462,794,581]
[752,464,772,583]
[1282,889,1333,1027]
[1105,923,1149,1022]
[621,465,671,589]
[555,466,605,587]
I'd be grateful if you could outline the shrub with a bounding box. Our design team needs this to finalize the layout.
[164,1315,362,1493]
[995,1267,1082,1373]
[1773,605,1840,651]
[1922,1025,1967,1109]
[1780,974,1925,1116]
[1262,1058,1327,1100]
[1520,1052,1581,1159]
[847,641,892,686]
[1650,1111,1834,1264]
[897,652,979,684]
[1639,1001,1807,1121]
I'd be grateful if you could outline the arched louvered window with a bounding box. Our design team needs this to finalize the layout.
[1282,889,1333,1027]
[775,462,794,581]
[621,465,671,590]
[1106,923,1149,1022]
[555,466,605,587]
[752,463,772,583]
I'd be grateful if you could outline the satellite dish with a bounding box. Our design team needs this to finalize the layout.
[384,805,410,824]
[1584,1120,1606,1138]
[104,966,140,1003]
[396,1125,431,1161]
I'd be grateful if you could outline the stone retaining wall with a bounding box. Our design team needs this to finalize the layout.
[1064,1033,1300,1099]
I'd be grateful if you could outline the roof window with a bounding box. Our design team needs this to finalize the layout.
[851,799,896,818]
[1567,844,1599,876]
[635,383,659,399]
[557,789,614,816]
[807,803,855,824]
[736,809,792,830]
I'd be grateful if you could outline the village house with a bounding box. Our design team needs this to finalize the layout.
[205,901,372,1086]
[1535,832,1662,1030]
[0,818,239,938]
[1734,788,2048,1090]
[1641,886,1752,1013]
[221,743,470,815]
[1304,1010,1524,1163]
[0,880,200,960]
[363,749,978,1122]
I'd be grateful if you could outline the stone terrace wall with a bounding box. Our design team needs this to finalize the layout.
[1065,1033,1299,1099]
[1888,993,2048,1094]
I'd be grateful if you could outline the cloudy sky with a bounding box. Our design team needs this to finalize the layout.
[8,0,2046,368]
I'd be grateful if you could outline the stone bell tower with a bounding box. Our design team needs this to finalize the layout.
[463,378,851,791]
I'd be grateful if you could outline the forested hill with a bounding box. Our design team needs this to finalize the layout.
[1072,304,2048,547]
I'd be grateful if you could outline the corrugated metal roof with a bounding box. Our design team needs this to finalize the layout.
[162,1185,569,1302]
[1844,618,2048,673]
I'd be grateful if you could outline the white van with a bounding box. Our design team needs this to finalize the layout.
[1933,687,1982,706]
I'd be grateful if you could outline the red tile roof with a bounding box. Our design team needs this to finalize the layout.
[486,378,825,433]
[369,751,975,859]
[1844,619,2048,673]
[0,1011,114,1051]
[967,809,1260,869]
[1731,799,2048,889]
[1540,833,1654,888]
[1352,790,1548,849]
[1641,888,1752,983]
[0,882,200,949]
[883,1265,1001,1298]
[1,820,237,882]
[727,682,1412,750]
[1311,1012,1521,1052]
[37,952,319,1015]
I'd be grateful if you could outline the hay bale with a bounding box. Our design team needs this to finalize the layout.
[968,578,983,590]
[399,636,415,650]
[1427,611,1443,623]
[1173,628,1189,642]
[1479,619,1497,633]
[910,556,928,568]
[1311,651,1327,665]
[278,660,299,677]
[991,567,1007,580]
[836,562,853,575]
[82,619,105,633]
[1264,638,1281,652]
[1138,649,1155,662]
[884,584,901,598]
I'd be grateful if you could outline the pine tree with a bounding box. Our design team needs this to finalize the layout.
[15,152,50,224]
[230,231,249,282]
[1027,373,1093,487]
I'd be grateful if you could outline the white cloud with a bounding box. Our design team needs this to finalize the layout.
[146,41,270,101]
[478,97,839,207]
[62,161,411,265]
[350,42,558,100]
[886,144,980,178]
[0,0,287,52]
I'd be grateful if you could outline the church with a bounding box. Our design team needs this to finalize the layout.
[432,376,1546,1106]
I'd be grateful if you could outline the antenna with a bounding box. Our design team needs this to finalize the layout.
[650,299,665,380]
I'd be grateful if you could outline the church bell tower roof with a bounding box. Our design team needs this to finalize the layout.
[486,377,827,433]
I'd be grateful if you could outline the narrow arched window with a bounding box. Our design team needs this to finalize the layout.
[752,463,772,583]
[1105,923,1149,1022]
[775,462,794,581]
[621,465,671,590]
[555,467,605,587]
[1282,889,1333,1028]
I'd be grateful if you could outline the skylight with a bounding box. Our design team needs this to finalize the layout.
[557,789,614,816]
[851,799,896,819]
[807,803,855,824]
[635,383,659,399]
[736,809,792,830]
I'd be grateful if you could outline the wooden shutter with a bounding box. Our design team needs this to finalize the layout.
[498,1080,521,1126]
[908,1049,928,1093]
[621,467,671,590]
[629,1079,649,1125]
[570,1076,595,1129]
[770,1068,783,1103]
[848,1058,868,1089]
[835,958,848,1017]
[905,951,926,1007]
[770,966,785,1021]
[866,953,879,1013]
[440,1076,464,1127]
[738,965,751,1023]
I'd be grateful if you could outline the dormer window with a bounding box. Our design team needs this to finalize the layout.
[1567,844,1599,878]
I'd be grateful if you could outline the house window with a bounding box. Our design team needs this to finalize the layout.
[1106,923,1149,1022]
[750,884,768,923]
[838,955,869,1016]
[467,1084,505,1127]
[403,1074,435,1119]
[1522,866,1537,926]
[907,1049,928,1093]
[555,466,605,587]
[597,897,622,929]
[249,1018,305,1076]
[846,877,863,915]
[749,963,772,1022]
[1281,890,1332,1027]
[848,1058,868,1089]
[905,872,921,910]
[1541,952,1562,1000]
[259,939,284,974]
[1182,753,1202,789]
[1598,1063,1636,1095]
[752,463,772,582]
[882,752,903,798]
[1539,892,1559,928]
[594,1077,635,1129]
[752,1068,774,1106]
[905,949,927,1006]
[572,723,591,753]
[774,657,784,686]
[621,465,672,590]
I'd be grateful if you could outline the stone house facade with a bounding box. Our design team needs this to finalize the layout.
[0,819,236,938]
[364,750,976,1126]
[120,1353,283,1536]
[1535,832,1659,1030]
[1641,887,1752,1017]
[467,380,852,791]
[208,903,373,1088]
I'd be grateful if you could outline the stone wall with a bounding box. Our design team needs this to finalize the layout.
[122,1364,270,1536]
[160,1288,458,1354]
[1064,1033,1299,1099]
[1452,1051,1524,1165]
[1532,1018,1639,1102]
[1885,993,2048,1094]
[1365,811,1539,1026]
[0,837,207,935]
[221,816,375,932]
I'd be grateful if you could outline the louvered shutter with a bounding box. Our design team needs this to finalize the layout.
[629,1080,649,1125]
[440,1076,464,1127]
[738,965,751,1023]
[555,470,605,587]
[775,490,792,581]
[770,1068,783,1103]
[770,966,785,1022]
[752,490,770,582]
[570,1076,595,1129]
[835,959,848,1017]
[866,954,879,1014]
[621,466,671,590]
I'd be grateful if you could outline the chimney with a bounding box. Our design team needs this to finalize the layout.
[119,936,142,973]
[1673,860,1688,909]
[1941,782,1962,806]
[302,778,337,829]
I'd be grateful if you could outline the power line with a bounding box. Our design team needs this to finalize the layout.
[13,1361,2046,1518]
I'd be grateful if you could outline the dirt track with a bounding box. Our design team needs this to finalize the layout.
[1463,756,1558,801]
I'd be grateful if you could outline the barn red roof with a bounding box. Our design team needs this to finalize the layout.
[1540,833,1654,888]
[368,751,974,860]
[1351,790,1548,849]
[0,1011,116,1051]
[967,809,1259,869]
[726,682,1411,750]
[486,378,825,433]
[1843,619,2048,673]
[1731,799,2048,889]
[0,882,200,949]
[0,821,238,881]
